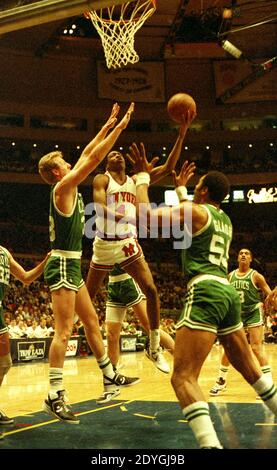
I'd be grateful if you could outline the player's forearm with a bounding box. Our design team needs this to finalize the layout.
[92,125,125,165]
[166,130,187,170]
[13,259,47,285]
[151,132,186,184]
[81,124,112,159]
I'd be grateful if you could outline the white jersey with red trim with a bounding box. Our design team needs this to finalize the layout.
[96,171,137,239]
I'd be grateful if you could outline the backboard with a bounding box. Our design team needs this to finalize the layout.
[0,0,124,34]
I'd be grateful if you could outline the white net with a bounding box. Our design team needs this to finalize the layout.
[86,0,156,69]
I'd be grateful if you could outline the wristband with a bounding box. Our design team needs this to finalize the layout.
[136,172,150,186]
[175,186,188,202]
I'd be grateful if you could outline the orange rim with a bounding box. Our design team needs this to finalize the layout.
[86,0,156,25]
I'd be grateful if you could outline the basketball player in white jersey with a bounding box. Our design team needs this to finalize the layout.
[86,109,196,378]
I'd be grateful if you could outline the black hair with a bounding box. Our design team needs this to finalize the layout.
[202,171,230,204]
[105,150,123,170]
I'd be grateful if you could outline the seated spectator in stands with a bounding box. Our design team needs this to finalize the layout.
[47,319,55,337]
[26,319,39,338]
[71,324,79,336]
[34,318,50,338]
[12,319,27,338]
[8,319,19,339]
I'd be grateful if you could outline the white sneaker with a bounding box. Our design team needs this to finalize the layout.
[96,388,120,404]
[145,347,170,374]
[209,378,227,396]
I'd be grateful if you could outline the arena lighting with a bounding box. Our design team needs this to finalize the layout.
[221,39,243,59]
[233,189,245,202]
[247,187,277,203]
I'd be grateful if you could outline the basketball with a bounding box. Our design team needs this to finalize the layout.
[167,93,196,124]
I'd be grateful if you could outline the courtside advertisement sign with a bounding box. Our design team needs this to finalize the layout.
[17,340,46,361]
[65,338,78,357]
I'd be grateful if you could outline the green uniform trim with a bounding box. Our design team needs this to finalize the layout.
[49,185,84,252]
[176,277,242,335]
[44,256,84,292]
[182,204,232,281]
[229,268,264,327]
[178,204,240,334]
[107,264,145,308]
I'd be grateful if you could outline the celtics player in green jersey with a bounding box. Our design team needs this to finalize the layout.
[38,103,142,424]
[133,152,277,448]
[0,246,48,440]
[209,248,272,397]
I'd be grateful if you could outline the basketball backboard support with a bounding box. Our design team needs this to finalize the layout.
[0,0,124,34]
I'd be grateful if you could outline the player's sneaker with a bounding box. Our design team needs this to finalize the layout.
[0,409,14,425]
[112,373,141,387]
[96,388,121,404]
[43,390,79,424]
[96,373,140,405]
[145,346,170,374]
[209,378,227,396]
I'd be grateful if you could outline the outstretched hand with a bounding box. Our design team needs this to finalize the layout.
[117,102,135,130]
[126,142,159,174]
[172,160,196,187]
[179,108,197,138]
[103,102,120,130]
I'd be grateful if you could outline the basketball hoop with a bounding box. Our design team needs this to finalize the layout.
[85,0,156,69]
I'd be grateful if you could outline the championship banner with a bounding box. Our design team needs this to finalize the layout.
[17,340,46,362]
[97,61,165,102]
[213,60,277,103]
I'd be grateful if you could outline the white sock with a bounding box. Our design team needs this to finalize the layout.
[261,365,272,379]
[150,330,160,351]
[218,364,229,381]
[97,354,115,380]
[49,367,63,398]
[183,401,223,448]
[252,374,277,414]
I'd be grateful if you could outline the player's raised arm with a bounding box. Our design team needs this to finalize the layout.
[127,108,196,185]
[74,103,120,171]
[59,103,135,189]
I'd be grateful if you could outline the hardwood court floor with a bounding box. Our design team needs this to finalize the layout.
[1,343,277,451]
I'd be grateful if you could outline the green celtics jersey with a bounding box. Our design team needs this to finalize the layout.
[0,246,10,302]
[229,269,262,314]
[49,186,85,252]
[182,204,232,281]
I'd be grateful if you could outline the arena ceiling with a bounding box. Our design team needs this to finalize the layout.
[0,0,276,65]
